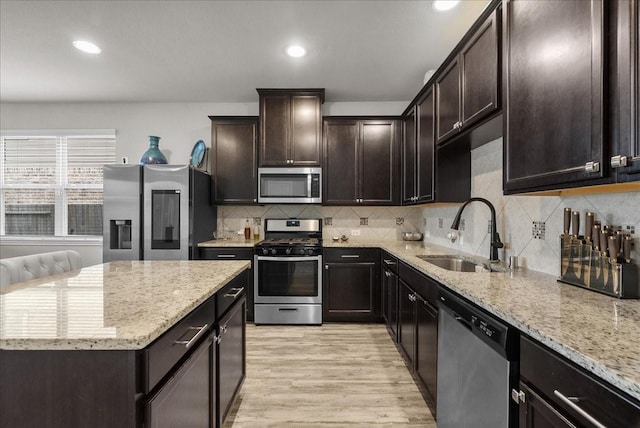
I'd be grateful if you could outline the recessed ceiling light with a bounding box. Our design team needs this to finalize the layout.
[73,40,101,54]
[433,0,460,11]
[286,45,306,58]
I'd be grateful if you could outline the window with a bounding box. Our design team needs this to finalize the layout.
[0,130,116,238]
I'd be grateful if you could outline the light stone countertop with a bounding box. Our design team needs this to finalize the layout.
[199,239,258,248]
[0,260,250,351]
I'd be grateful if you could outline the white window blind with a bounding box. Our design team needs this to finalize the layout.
[0,131,116,237]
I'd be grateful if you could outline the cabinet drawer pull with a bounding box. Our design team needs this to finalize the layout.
[224,287,245,299]
[341,255,360,258]
[278,307,298,311]
[217,254,237,258]
[383,259,396,266]
[553,390,607,428]
[174,324,209,349]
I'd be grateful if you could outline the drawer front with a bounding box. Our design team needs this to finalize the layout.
[324,248,379,263]
[399,261,438,305]
[381,251,398,274]
[520,336,640,427]
[199,247,253,260]
[144,296,215,393]
[216,271,248,319]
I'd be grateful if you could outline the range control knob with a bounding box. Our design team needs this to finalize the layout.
[285,247,292,255]
[270,248,277,255]
[307,249,315,256]
[297,247,306,255]
[261,248,269,256]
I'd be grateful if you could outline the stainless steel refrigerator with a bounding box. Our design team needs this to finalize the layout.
[103,164,217,261]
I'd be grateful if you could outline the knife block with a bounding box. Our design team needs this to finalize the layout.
[558,235,640,299]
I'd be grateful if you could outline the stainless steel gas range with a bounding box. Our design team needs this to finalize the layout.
[253,218,322,325]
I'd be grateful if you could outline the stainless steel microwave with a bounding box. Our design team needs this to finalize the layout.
[258,167,322,204]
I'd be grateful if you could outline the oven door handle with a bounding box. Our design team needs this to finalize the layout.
[256,256,321,262]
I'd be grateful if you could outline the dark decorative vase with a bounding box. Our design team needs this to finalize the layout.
[139,136,167,165]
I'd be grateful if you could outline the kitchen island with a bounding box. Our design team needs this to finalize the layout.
[0,260,249,428]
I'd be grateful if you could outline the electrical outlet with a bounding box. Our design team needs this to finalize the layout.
[351,229,361,236]
[438,218,443,228]
[624,225,635,234]
[423,218,427,226]
[253,217,261,225]
[487,220,492,234]
[360,217,368,226]
[396,218,404,226]
[324,217,333,226]
[532,221,546,240]
[460,218,465,231]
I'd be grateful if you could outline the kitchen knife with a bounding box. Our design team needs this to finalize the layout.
[600,227,609,256]
[563,208,572,236]
[608,235,619,261]
[615,230,624,256]
[592,223,601,251]
[585,212,594,242]
[623,235,632,263]
[572,211,580,238]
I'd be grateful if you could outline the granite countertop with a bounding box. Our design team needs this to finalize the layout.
[199,239,257,248]
[0,260,250,351]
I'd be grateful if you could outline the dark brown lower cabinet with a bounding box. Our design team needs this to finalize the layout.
[146,334,213,428]
[517,336,640,427]
[398,280,416,365]
[323,248,381,322]
[415,294,438,407]
[217,294,247,428]
[381,253,399,341]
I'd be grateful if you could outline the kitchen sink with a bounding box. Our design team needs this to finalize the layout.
[417,255,506,273]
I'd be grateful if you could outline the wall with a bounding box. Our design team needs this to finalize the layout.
[421,138,640,276]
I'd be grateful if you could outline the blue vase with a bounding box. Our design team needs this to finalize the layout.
[139,136,167,165]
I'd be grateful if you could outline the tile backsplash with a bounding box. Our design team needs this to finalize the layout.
[217,137,639,277]
[422,138,640,276]
[218,205,422,242]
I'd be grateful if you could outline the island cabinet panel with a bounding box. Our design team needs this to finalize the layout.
[146,335,213,428]
[504,0,606,193]
[612,0,640,180]
[517,336,640,428]
[216,292,247,428]
[323,117,400,206]
[0,350,139,428]
[258,89,324,166]
[323,248,381,322]
[210,116,258,204]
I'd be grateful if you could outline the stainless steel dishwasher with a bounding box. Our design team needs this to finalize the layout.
[437,288,519,428]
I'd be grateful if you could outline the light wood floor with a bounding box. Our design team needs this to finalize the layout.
[223,323,436,427]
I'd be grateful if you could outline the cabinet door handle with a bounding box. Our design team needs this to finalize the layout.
[383,259,396,266]
[584,161,600,173]
[610,155,628,168]
[341,255,360,258]
[224,287,245,299]
[553,390,607,428]
[217,254,237,258]
[174,324,209,349]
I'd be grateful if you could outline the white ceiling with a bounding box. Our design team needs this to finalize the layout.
[0,0,491,103]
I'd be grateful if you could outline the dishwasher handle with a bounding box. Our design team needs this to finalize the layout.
[454,315,473,331]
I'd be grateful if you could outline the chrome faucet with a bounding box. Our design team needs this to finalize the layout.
[450,197,504,262]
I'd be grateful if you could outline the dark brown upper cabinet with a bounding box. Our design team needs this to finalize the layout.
[324,117,400,205]
[257,89,324,166]
[403,87,435,205]
[611,0,640,181]
[503,0,606,193]
[209,116,258,204]
[436,6,501,145]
